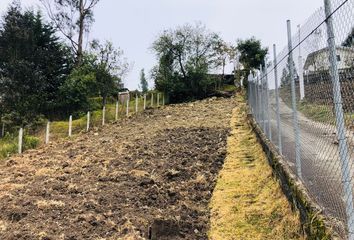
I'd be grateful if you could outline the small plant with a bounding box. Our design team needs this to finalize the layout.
[23,135,40,151]
[0,133,40,160]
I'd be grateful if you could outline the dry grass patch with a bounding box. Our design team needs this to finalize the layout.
[209,95,304,240]
[36,200,66,210]
[129,169,149,178]
[35,167,57,177]
[0,220,7,232]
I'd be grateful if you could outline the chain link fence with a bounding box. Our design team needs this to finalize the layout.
[247,0,354,238]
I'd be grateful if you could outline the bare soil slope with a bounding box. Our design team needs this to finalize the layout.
[0,97,235,240]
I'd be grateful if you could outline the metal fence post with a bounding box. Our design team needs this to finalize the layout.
[287,20,302,179]
[264,67,272,140]
[248,73,252,112]
[68,115,72,137]
[251,73,255,114]
[45,121,50,144]
[273,44,283,155]
[298,25,305,100]
[324,0,354,236]
[18,127,23,154]
[87,111,90,132]
[255,75,259,122]
[260,65,265,131]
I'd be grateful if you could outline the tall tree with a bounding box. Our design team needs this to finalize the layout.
[152,23,220,101]
[214,40,237,89]
[90,40,130,105]
[237,37,268,87]
[40,0,100,65]
[0,3,72,124]
[139,69,148,93]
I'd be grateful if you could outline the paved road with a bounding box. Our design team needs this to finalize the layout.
[263,96,354,233]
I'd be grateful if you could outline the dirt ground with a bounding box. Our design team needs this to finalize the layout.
[0,97,235,240]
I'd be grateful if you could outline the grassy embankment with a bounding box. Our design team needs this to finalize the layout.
[209,94,304,240]
[279,87,353,128]
[297,101,353,129]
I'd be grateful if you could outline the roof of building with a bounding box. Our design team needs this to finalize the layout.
[304,46,354,70]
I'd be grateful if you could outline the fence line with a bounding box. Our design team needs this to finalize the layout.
[0,91,166,159]
[248,0,354,238]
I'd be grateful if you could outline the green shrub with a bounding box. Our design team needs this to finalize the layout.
[23,135,40,151]
[0,133,40,160]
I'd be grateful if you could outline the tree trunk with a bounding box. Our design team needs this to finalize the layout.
[102,95,107,107]
[221,60,225,90]
[178,55,186,79]
[77,0,84,66]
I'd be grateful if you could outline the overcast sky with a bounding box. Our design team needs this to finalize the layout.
[0,0,324,90]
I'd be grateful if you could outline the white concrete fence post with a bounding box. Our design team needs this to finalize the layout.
[143,94,146,110]
[102,106,106,126]
[115,101,119,121]
[157,93,160,107]
[163,93,165,106]
[18,128,23,154]
[135,94,138,113]
[126,95,130,117]
[86,111,90,132]
[45,121,50,144]
[68,115,72,137]
[151,93,154,107]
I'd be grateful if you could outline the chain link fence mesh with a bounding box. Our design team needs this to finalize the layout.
[248,0,354,238]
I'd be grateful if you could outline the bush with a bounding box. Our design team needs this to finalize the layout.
[23,135,40,151]
[0,133,40,160]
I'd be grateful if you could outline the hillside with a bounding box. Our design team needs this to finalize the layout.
[0,97,234,239]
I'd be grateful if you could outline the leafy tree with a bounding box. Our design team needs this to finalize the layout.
[58,40,130,115]
[89,40,130,105]
[214,40,237,89]
[152,23,221,102]
[151,50,176,98]
[40,0,100,65]
[139,69,148,93]
[0,3,73,125]
[58,55,97,116]
[237,37,268,86]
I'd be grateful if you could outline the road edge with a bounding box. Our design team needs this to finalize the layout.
[247,111,344,239]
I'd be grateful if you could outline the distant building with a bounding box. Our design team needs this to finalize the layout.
[304,46,354,72]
